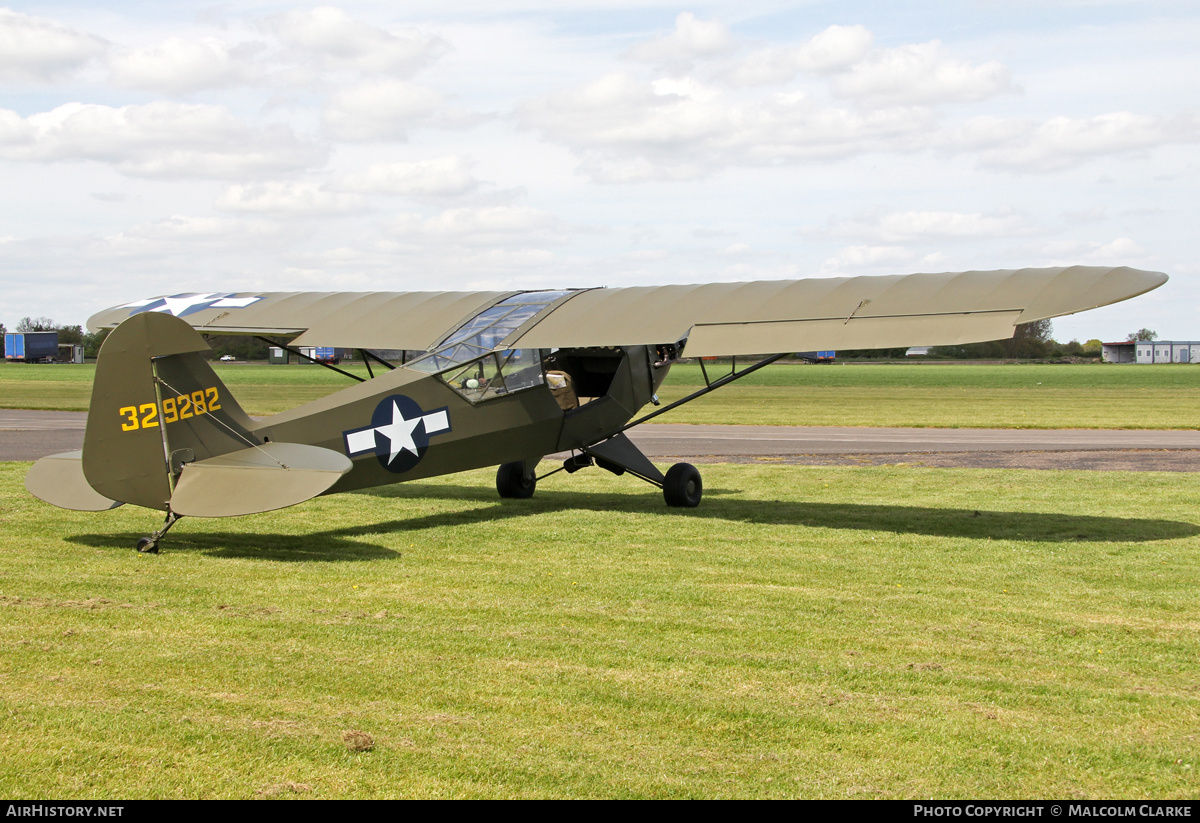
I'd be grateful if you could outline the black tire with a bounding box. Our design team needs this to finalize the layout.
[496,462,536,499]
[136,537,159,554]
[663,462,702,508]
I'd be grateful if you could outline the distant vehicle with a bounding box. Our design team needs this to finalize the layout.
[5,332,58,363]
[24,266,1167,552]
[301,346,344,365]
[799,350,836,364]
[219,355,235,362]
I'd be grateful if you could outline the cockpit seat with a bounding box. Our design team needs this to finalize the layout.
[546,370,579,411]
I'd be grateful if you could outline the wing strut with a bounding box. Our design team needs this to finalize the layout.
[357,348,397,380]
[619,352,790,431]
[255,337,365,382]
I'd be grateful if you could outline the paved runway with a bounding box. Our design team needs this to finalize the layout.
[0,410,91,461]
[4,409,1199,471]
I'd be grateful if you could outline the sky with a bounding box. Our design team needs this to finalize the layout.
[1,0,1197,343]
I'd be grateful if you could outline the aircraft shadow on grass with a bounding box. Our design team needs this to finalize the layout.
[66,481,1198,560]
[66,530,399,561]
[353,483,1198,544]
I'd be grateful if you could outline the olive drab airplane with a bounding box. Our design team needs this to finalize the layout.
[25,266,1167,552]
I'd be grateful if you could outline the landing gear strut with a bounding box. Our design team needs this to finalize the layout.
[136,511,182,553]
[495,437,704,510]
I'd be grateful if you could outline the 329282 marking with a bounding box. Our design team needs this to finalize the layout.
[118,388,221,431]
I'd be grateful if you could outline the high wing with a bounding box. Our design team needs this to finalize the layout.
[87,266,1166,357]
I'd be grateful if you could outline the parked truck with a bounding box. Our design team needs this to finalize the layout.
[798,350,836,364]
[294,346,346,364]
[5,332,59,362]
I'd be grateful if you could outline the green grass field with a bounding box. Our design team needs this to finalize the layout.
[1,462,1197,798]
[3,362,1199,797]
[4,361,1200,428]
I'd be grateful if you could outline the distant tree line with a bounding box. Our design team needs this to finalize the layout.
[7,316,109,358]
[839,319,1110,360]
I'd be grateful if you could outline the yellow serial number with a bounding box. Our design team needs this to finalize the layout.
[119,388,222,432]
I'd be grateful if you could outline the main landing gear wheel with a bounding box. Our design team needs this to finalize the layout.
[663,462,702,508]
[496,462,537,499]
[135,537,159,554]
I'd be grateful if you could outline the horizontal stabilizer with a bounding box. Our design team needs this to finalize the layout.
[25,452,124,512]
[170,442,352,518]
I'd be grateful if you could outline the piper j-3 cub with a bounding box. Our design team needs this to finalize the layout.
[26,266,1166,552]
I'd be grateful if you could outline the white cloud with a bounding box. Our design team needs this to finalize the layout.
[725,25,874,86]
[263,6,446,76]
[820,244,915,273]
[626,13,734,68]
[798,24,875,74]
[831,41,1015,106]
[387,206,567,247]
[323,79,443,140]
[957,112,1200,172]
[109,37,261,95]
[0,101,325,179]
[815,209,1038,242]
[0,8,107,82]
[1080,236,1151,265]
[101,215,294,254]
[521,72,936,180]
[329,156,480,197]
[214,182,369,215]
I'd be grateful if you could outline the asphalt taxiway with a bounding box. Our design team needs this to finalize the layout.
[4,410,1199,471]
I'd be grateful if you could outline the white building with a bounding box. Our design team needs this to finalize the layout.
[1102,341,1200,363]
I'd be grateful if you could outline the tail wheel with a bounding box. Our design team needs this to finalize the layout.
[663,462,702,508]
[496,462,536,499]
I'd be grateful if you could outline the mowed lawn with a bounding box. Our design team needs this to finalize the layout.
[1,463,1198,798]
[4,360,1200,428]
[2,361,1199,797]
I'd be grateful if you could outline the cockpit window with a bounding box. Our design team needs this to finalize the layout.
[439,348,544,404]
[406,290,573,375]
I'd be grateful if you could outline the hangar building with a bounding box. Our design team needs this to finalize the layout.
[1102,341,1200,363]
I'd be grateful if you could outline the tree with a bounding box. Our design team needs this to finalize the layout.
[56,324,84,346]
[83,329,109,359]
[1127,328,1158,342]
[17,316,57,332]
[1002,318,1053,359]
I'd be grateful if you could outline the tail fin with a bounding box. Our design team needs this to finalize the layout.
[82,311,257,510]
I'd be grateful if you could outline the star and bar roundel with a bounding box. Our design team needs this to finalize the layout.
[342,395,451,473]
[119,293,263,317]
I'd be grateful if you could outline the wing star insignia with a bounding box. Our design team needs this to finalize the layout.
[120,293,263,317]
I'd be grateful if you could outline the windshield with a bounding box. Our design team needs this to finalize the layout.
[406,290,574,374]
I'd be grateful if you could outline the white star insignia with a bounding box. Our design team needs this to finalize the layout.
[375,400,422,464]
[123,293,263,317]
[156,293,221,316]
[344,402,451,467]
